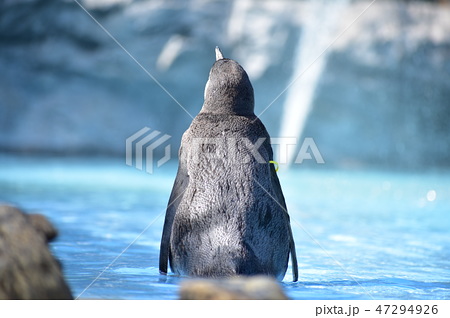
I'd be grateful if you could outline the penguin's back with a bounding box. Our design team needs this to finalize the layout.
[169,113,291,279]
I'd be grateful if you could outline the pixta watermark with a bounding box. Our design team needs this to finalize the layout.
[126,127,324,174]
[125,127,171,174]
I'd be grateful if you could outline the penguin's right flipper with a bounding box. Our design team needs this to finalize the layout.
[288,223,299,282]
[269,159,298,282]
[159,146,189,274]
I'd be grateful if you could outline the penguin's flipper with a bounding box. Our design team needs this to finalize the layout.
[159,147,189,274]
[270,162,299,282]
[288,223,299,282]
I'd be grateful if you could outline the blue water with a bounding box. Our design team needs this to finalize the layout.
[0,155,449,300]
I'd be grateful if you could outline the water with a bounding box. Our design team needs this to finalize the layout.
[0,155,449,300]
[279,0,349,166]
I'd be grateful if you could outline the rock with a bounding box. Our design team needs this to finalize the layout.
[301,0,450,170]
[0,205,73,300]
[28,213,58,242]
[179,275,289,300]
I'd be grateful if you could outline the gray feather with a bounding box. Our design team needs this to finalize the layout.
[159,48,298,281]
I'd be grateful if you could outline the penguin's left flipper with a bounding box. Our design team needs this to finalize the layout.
[159,146,189,274]
[270,164,299,282]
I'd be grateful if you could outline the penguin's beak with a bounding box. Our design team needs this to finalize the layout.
[215,46,224,61]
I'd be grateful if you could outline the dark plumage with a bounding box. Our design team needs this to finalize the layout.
[159,47,298,281]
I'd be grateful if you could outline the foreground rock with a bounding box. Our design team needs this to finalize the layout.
[179,275,289,300]
[0,205,73,300]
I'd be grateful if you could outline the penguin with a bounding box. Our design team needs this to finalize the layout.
[159,47,298,282]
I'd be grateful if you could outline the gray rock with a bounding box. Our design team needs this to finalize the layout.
[0,205,73,300]
[301,1,450,169]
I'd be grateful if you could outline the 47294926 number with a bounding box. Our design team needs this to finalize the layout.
[376,305,438,315]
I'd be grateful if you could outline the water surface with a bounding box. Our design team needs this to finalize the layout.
[0,155,449,299]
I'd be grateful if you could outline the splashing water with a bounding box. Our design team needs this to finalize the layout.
[279,0,349,167]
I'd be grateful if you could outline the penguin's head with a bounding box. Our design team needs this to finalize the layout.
[202,47,255,116]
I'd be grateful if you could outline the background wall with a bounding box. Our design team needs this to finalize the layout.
[1,0,449,170]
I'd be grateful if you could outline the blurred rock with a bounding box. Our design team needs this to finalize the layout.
[0,0,449,170]
[179,275,289,300]
[28,213,58,242]
[0,204,73,300]
[303,1,450,170]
